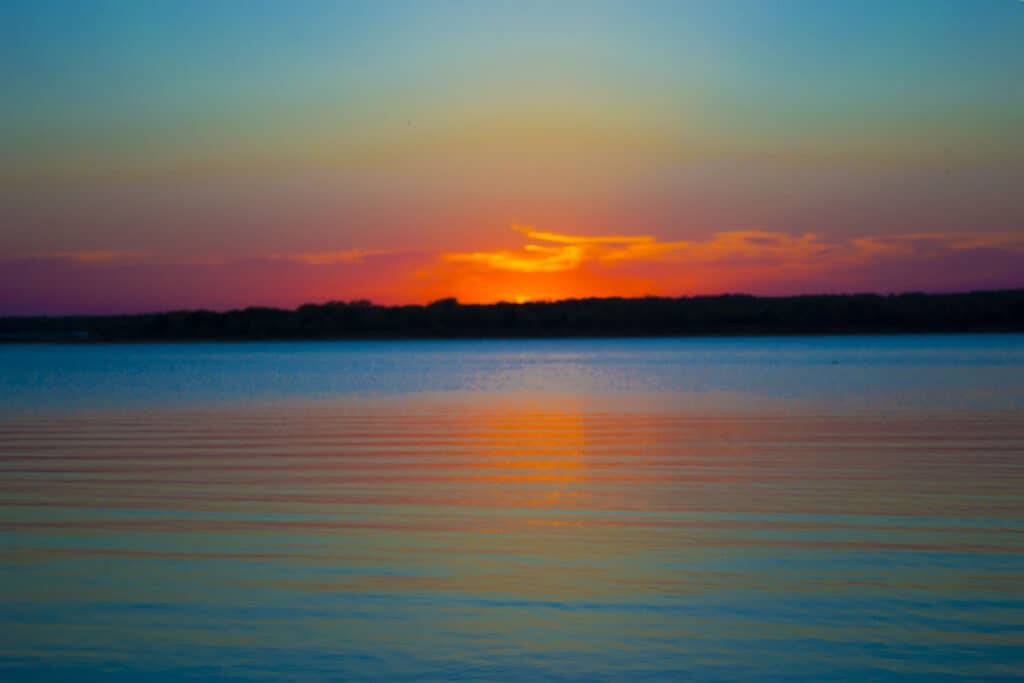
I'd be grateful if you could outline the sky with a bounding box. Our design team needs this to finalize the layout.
[2,0,1023,314]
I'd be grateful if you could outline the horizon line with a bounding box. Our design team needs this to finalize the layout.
[5,286,1024,320]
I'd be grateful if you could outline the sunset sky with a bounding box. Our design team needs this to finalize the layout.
[2,0,1023,314]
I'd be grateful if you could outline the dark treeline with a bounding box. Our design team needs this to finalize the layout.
[2,290,1024,342]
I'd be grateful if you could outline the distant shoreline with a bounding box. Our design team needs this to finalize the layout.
[2,290,1023,343]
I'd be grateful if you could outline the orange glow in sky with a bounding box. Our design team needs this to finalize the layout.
[1,2,1022,314]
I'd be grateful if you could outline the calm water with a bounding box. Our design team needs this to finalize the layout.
[1,336,1023,681]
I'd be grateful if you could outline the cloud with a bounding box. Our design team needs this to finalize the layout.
[442,226,1024,280]
[442,226,836,274]
[444,243,586,273]
[50,250,145,263]
[517,226,653,246]
[281,249,394,266]
[443,226,686,273]
[667,230,832,265]
[12,248,400,269]
[852,232,1024,257]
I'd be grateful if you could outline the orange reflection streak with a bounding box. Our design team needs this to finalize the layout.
[442,401,594,512]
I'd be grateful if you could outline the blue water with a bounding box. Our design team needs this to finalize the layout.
[2,334,1023,413]
[1,335,1023,681]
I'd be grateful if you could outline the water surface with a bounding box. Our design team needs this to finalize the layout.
[1,335,1023,681]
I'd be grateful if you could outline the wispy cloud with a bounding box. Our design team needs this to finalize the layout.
[442,226,835,273]
[280,249,395,266]
[443,226,687,273]
[50,250,145,263]
[852,232,1024,257]
[9,248,403,269]
[442,226,1024,277]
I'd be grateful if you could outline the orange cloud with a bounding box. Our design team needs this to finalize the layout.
[441,226,835,274]
[443,244,585,273]
[443,226,689,274]
[442,226,1024,283]
[517,226,653,246]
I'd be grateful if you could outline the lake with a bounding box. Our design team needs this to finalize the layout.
[1,335,1023,681]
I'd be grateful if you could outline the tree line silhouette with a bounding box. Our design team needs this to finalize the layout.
[2,290,1023,342]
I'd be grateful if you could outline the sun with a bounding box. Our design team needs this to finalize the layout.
[513,295,530,304]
